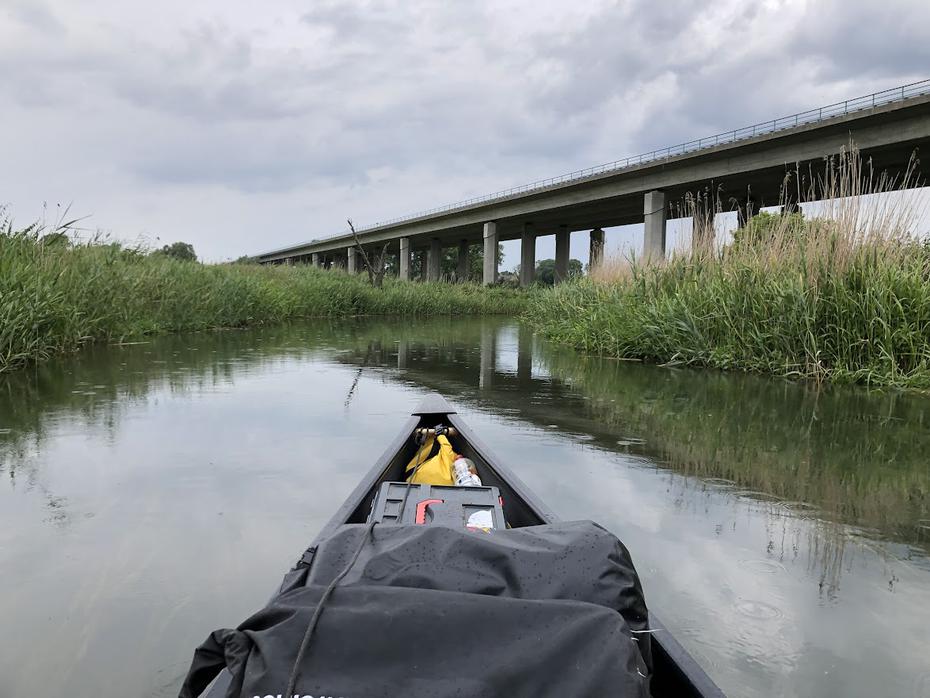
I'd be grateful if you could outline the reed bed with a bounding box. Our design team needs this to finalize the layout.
[0,221,529,374]
[527,150,930,389]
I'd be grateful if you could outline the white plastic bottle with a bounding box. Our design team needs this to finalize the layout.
[453,457,482,487]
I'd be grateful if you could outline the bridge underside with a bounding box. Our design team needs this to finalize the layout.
[260,93,930,285]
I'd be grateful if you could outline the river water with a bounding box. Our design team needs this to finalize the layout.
[1,318,928,697]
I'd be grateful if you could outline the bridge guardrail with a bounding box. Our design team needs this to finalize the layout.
[265,78,930,254]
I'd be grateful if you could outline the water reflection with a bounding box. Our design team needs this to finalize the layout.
[1,318,929,697]
[330,320,930,561]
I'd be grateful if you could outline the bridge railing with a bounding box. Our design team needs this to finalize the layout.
[264,79,930,253]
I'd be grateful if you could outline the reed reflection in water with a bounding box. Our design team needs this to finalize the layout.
[0,318,928,697]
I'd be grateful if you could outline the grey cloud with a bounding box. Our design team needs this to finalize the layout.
[2,0,928,260]
[7,1,65,35]
[785,0,930,83]
[301,0,408,42]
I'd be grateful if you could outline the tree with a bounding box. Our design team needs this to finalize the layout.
[157,241,197,262]
[731,211,806,248]
[348,219,390,288]
[40,231,71,247]
[533,258,584,285]
[439,243,504,281]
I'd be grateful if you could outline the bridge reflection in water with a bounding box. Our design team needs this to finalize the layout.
[346,318,930,584]
[2,317,929,697]
[2,316,927,581]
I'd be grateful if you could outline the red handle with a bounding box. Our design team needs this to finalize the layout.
[415,499,444,524]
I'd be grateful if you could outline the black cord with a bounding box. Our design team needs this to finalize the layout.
[398,430,432,522]
[283,519,376,698]
[282,429,433,696]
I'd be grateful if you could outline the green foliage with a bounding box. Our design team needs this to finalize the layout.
[40,231,71,248]
[496,270,520,288]
[155,241,197,262]
[0,230,531,374]
[380,243,503,281]
[534,258,583,285]
[525,219,930,390]
[732,211,806,247]
[439,243,504,281]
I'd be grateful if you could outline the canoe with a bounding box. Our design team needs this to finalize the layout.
[196,393,724,698]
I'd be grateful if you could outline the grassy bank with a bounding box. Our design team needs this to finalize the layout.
[0,226,530,374]
[526,188,930,389]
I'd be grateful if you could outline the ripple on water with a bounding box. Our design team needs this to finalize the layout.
[779,500,817,512]
[731,489,784,503]
[703,477,737,489]
[734,599,784,621]
[738,559,787,574]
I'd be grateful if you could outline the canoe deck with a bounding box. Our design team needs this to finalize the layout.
[197,393,724,698]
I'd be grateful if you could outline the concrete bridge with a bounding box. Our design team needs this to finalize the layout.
[257,80,930,285]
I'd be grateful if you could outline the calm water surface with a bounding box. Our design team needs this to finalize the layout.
[1,318,929,697]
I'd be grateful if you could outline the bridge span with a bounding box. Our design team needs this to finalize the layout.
[257,81,930,285]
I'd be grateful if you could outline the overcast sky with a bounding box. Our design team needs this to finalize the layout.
[2,0,929,264]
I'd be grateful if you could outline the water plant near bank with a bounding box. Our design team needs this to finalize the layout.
[0,219,529,374]
[527,155,930,389]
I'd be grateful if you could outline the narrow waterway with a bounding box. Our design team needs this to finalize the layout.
[1,318,928,697]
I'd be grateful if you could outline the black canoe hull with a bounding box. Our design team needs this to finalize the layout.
[199,394,724,698]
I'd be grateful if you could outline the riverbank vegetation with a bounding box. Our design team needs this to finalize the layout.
[0,216,530,374]
[527,154,930,389]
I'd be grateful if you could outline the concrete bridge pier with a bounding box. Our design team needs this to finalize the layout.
[311,253,320,267]
[555,224,570,283]
[347,246,357,273]
[517,324,533,385]
[483,222,498,285]
[479,320,496,390]
[589,228,605,271]
[399,237,410,280]
[643,190,667,262]
[427,238,442,281]
[520,223,536,287]
[456,240,470,282]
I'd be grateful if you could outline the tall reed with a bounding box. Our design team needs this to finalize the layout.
[0,216,530,374]
[527,148,930,389]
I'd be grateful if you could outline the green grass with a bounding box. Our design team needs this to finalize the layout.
[525,214,930,390]
[0,227,531,374]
